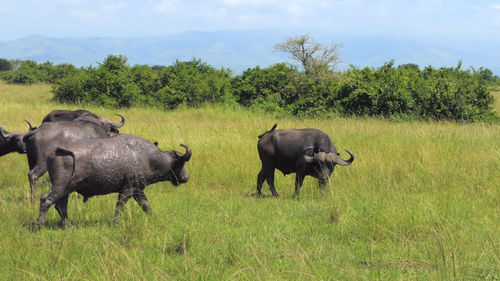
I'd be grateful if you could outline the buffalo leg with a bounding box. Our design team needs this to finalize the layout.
[294,173,305,197]
[26,155,38,201]
[28,163,49,202]
[54,194,70,227]
[35,186,66,226]
[115,189,132,216]
[257,164,279,197]
[132,189,152,214]
[265,172,279,197]
[27,166,41,201]
[34,155,72,228]
[256,169,266,196]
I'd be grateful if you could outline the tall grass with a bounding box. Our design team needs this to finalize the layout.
[0,81,498,280]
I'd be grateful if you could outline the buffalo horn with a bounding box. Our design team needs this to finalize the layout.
[0,124,6,138]
[112,114,125,128]
[180,144,192,161]
[327,150,354,166]
[25,120,35,131]
[304,152,327,163]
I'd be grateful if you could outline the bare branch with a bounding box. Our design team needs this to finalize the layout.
[274,34,341,75]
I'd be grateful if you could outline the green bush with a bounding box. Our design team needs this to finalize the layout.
[230,61,496,121]
[0,60,80,84]
[53,55,141,107]
[0,58,12,72]
[16,54,497,122]
[334,62,496,121]
[153,59,233,109]
[231,63,296,107]
[53,56,234,109]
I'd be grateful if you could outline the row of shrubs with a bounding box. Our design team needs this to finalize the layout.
[1,56,498,122]
[0,59,79,84]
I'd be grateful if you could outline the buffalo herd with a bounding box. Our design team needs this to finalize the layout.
[1,109,354,228]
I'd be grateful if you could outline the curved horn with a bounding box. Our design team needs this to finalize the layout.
[303,146,316,163]
[329,150,354,166]
[112,114,125,128]
[304,151,328,163]
[25,120,35,131]
[180,144,192,161]
[0,124,6,138]
[304,155,314,163]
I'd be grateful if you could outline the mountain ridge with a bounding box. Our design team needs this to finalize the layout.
[1,30,498,75]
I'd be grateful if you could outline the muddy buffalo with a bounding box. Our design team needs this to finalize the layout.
[34,134,191,227]
[23,116,124,200]
[257,124,354,197]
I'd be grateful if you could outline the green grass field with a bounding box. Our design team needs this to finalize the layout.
[0,81,499,280]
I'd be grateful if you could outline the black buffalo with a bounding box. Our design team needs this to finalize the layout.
[34,134,191,227]
[42,109,99,123]
[257,124,354,197]
[0,124,26,156]
[73,114,125,135]
[30,109,125,135]
[23,118,122,200]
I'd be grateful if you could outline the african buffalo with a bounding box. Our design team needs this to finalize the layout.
[257,124,354,197]
[0,124,26,156]
[73,114,125,135]
[34,134,191,227]
[42,109,99,123]
[30,110,125,135]
[23,118,122,200]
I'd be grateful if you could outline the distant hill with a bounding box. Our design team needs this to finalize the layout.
[0,30,498,75]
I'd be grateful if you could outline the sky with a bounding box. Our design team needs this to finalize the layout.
[1,0,499,42]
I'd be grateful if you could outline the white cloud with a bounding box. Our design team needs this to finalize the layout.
[287,3,306,15]
[53,0,87,5]
[222,0,269,6]
[153,0,181,13]
[1,0,499,41]
[71,9,100,20]
[69,2,128,21]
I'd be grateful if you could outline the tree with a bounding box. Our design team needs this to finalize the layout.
[398,63,419,70]
[0,58,12,72]
[274,34,341,75]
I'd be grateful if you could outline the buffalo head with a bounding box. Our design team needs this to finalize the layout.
[304,150,354,179]
[0,124,27,156]
[75,114,125,135]
[167,144,192,186]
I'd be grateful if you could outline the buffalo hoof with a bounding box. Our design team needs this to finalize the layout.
[60,219,71,229]
[30,222,42,232]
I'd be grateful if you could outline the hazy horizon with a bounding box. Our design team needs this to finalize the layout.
[1,1,499,74]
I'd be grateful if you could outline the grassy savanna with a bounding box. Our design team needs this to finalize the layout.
[0,81,498,280]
